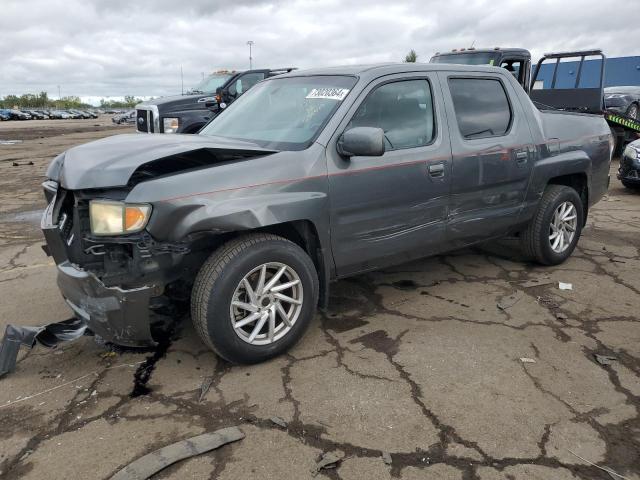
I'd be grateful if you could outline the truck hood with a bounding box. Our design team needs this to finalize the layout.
[47,133,277,190]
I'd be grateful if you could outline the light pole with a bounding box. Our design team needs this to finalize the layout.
[247,41,254,69]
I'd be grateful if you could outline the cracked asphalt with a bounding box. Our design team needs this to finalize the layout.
[0,120,638,480]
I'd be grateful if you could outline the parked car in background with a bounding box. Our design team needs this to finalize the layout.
[24,109,45,119]
[112,110,136,125]
[49,110,72,119]
[83,110,98,119]
[136,68,295,134]
[619,139,640,190]
[604,86,640,120]
[34,110,51,119]
[0,109,11,121]
[40,63,612,364]
[9,109,31,120]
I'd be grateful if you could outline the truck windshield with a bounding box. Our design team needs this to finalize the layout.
[431,52,500,65]
[200,75,357,151]
[190,73,233,94]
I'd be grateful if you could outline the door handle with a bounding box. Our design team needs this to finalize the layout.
[428,162,445,177]
[515,150,528,164]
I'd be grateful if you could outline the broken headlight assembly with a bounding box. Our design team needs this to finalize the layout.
[89,200,152,236]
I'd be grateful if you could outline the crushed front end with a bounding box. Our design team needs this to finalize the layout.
[40,180,193,347]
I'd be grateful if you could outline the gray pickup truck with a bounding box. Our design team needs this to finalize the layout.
[38,63,612,364]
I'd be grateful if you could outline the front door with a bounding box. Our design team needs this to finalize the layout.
[438,71,535,248]
[327,74,452,276]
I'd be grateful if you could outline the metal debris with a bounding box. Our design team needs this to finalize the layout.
[0,318,87,378]
[558,282,573,291]
[519,357,537,363]
[594,354,617,366]
[110,427,245,480]
[270,416,288,428]
[497,291,523,311]
[381,451,393,465]
[311,452,344,476]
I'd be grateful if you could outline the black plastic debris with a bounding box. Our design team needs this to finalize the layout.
[110,427,245,480]
[12,161,34,166]
[0,318,87,378]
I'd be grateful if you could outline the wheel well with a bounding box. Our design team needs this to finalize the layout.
[257,221,329,308]
[548,173,589,225]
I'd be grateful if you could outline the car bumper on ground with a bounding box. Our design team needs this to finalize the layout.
[41,197,158,348]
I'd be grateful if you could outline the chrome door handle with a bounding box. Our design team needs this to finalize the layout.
[428,162,445,177]
[515,150,528,164]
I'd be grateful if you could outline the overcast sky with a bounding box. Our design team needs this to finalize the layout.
[1,0,638,104]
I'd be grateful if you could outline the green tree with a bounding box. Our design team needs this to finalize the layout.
[404,49,418,63]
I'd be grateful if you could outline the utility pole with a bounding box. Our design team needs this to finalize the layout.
[57,85,61,100]
[247,41,254,69]
[180,65,184,95]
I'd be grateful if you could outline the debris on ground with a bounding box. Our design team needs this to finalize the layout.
[555,312,568,320]
[100,351,117,359]
[594,354,618,366]
[198,376,214,402]
[0,140,23,145]
[381,451,393,465]
[270,416,288,428]
[311,451,344,476]
[0,318,87,378]
[110,426,245,480]
[558,282,573,291]
[497,291,523,311]
[519,357,537,363]
[518,278,553,289]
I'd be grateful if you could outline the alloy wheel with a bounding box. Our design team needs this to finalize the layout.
[229,262,303,345]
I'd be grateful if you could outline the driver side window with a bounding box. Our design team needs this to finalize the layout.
[348,79,435,150]
[229,73,265,98]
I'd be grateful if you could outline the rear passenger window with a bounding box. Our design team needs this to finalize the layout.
[449,78,512,139]
[348,80,435,150]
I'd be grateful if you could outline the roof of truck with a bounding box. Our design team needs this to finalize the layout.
[276,62,510,81]
[432,48,531,56]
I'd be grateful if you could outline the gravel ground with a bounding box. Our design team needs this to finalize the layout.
[0,119,638,480]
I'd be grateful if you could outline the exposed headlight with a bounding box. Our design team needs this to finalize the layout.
[623,144,640,161]
[163,117,179,133]
[89,200,152,236]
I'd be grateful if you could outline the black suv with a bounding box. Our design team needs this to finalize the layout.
[135,68,295,134]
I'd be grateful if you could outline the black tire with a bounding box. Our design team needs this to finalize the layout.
[626,103,639,121]
[191,233,319,364]
[520,185,584,265]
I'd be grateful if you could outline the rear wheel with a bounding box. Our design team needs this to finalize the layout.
[191,233,318,364]
[520,185,584,265]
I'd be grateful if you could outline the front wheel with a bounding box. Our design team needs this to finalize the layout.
[191,233,319,364]
[520,185,584,265]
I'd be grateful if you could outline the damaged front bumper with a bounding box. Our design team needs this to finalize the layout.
[41,187,161,348]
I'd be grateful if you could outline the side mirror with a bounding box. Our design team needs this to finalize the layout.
[337,127,385,158]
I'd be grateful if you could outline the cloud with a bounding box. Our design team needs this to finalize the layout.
[0,0,636,103]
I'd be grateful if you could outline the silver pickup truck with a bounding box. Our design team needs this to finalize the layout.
[34,63,612,365]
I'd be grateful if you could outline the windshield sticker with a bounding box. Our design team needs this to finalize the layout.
[306,88,350,101]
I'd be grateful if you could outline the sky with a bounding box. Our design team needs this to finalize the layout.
[1,0,638,105]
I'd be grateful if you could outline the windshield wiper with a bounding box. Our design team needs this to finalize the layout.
[188,89,204,94]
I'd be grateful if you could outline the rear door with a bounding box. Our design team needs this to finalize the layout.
[438,71,534,247]
[327,73,452,276]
